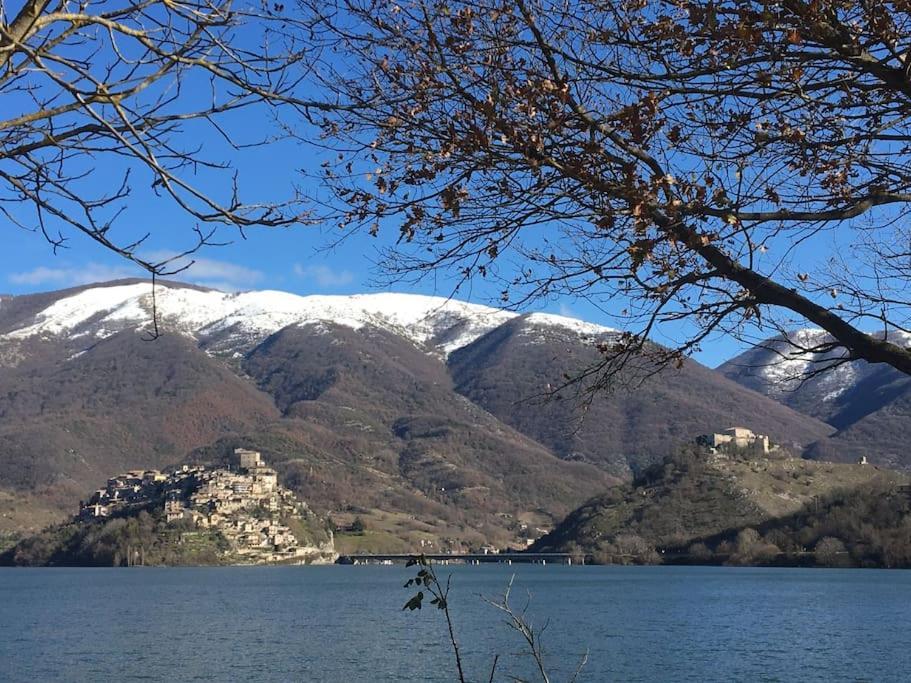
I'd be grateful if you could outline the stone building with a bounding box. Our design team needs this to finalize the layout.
[235,448,264,470]
[700,427,770,453]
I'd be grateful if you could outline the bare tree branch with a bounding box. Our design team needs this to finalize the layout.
[2,0,341,276]
[294,0,911,385]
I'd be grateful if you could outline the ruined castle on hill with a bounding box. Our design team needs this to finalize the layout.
[697,427,773,454]
[77,448,335,564]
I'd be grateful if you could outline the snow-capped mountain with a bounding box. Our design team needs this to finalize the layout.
[718,328,911,424]
[0,279,850,541]
[719,328,911,469]
[718,329,858,415]
[0,279,615,358]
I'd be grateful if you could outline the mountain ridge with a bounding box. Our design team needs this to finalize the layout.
[449,316,833,476]
[0,280,860,549]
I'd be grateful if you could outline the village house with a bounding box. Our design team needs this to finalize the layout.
[78,502,110,520]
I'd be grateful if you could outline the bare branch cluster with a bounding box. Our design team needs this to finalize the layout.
[1,0,330,275]
[484,575,589,683]
[402,556,588,682]
[298,0,911,382]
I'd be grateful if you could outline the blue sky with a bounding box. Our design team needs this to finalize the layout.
[0,115,761,371]
[0,209,754,368]
[0,100,761,369]
[4,4,865,369]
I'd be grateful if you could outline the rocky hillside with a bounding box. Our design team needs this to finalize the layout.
[719,329,911,468]
[0,280,836,548]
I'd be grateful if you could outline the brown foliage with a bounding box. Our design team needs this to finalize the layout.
[300,0,911,383]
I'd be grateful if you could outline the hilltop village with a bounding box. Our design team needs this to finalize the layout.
[77,449,335,564]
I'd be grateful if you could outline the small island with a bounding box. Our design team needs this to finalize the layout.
[2,449,336,567]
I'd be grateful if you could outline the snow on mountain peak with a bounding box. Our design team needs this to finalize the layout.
[0,282,515,353]
[746,328,845,392]
[0,281,629,356]
[765,327,911,401]
[523,312,616,337]
[7,283,153,338]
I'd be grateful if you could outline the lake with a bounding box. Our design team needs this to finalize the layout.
[0,565,908,681]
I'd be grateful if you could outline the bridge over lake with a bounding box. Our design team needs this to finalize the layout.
[336,552,577,565]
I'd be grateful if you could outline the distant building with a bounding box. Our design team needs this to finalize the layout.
[79,503,110,519]
[142,470,166,484]
[698,427,770,453]
[235,448,264,470]
[164,493,185,522]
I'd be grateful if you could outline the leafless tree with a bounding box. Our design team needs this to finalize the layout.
[403,557,588,682]
[1,0,335,277]
[484,575,589,683]
[297,0,911,385]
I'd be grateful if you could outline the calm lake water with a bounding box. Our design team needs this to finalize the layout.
[0,565,909,682]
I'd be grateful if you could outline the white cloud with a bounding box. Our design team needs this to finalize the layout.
[293,263,355,289]
[143,251,265,291]
[8,263,137,287]
[557,303,576,319]
[174,258,264,289]
[9,253,266,293]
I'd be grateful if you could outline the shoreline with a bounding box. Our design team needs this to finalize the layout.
[2,560,909,570]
